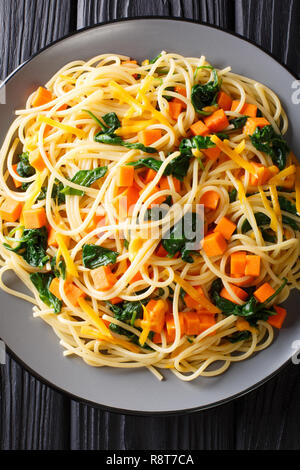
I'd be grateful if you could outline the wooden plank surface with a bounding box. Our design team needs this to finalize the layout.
[1,0,300,450]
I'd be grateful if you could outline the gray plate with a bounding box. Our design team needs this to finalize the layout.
[0,18,299,414]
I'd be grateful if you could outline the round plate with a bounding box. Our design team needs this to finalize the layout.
[0,18,299,414]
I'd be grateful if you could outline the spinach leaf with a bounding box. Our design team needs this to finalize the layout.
[149,53,162,64]
[61,166,108,196]
[95,133,157,154]
[30,272,62,314]
[278,196,298,216]
[162,212,201,263]
[88,110,157,154]
[241,212,271,233]
[179,135,216,153]
[4,227,49,267]
[282,215,299,231]
[82,244,119,270]
[191,66,220,115]
[229,188,237,203]
[250,125,289,170]
[51,256,66,280]
[128,153,191,182]
[230,116,248,129]
[227,331,252,343]
[17,152,35,178]
[211,278,287,326]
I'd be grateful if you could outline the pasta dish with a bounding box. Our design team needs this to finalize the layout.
[0,51,299,381]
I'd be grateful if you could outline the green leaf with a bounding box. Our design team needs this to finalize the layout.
[95,133,156,153]
[191,67,220,114]
[278,196,298,216]
[250,125,289,170]
[17,152,35,178]
[227,331,252,343]
[162,212,201,263]
[229,188,237,203]
[5,227,49,268]
[230,116,248,129]
[30,272,62,314]
[149,53,162,64]
[242,212,271,233]
[82,244,119,269]
[61,166,108,196]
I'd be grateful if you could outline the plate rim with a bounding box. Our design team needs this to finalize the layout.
[0,16,297,416]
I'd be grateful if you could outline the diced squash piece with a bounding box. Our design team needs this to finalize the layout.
[138,129,162,146]
[49,278,62,300]
[220,284,248,304]
[217,91,232,111]
[110,296,123,304]
[23,207,47,229]
[116,165,134,187]
[166,312,185,341]
[214,216,236,240]
[190,120,209,136]
[204,109,229,133]
[64,283,85,306]
[32,86,53,107]
[91,266,117,291]
[174,85,186,97]
[119,186,140,216]
[232,273,255,287]
[140,184,166,206]
[48,223,70,248]
[254,282,275,303]
[169,101,183,120]
[200,190,220,210]
[236,317,257,334]
[159,176,181,193]
[144,168,157,183]
[245,255,261,277]
[230,251,247,275]
[202,145,221,161]
[29,149,47,172]
[184,286,204,309]
[140,299,169,334]
[0,198,23,222]
[242,103,257,118]
[11,164,22,188]
[86,215,106,233]
[249,162,272,186]
[155,243,168,257]
[243,117,270,135]
[128,271,143,285]
[202,232,227,257]
[267,305,287,328]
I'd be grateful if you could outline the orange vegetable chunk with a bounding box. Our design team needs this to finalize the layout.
[267,305,287,328]
[214,216,236,240]
[190,120,209,136]
[23,207,47,229]
[243,117,270,135]
[32,86,53,107]
[204,109,229,132]
[200,190,220,210]
[11,164,22,188]
[169,101,183,120]
[116,165,134,187]
[254,282,275,303]
[0,198,23,222]
[217,91,233,111]
[202,232,228,257]
[230,251,247,275]
[91,266,117,290]
[245,255,261,277]
[138,129,162,146]
[144,168,157,183]
[49,278,62,300]
[184,286,204,309]
[165,312,185,341]
[220,284,248,304]
[249,162,272,186]
[159,176,181,193]
[128,271,143,285]
[64,283,85,306]
[141,299,169,334]
[29,149,47,172]
[202,145,221,161]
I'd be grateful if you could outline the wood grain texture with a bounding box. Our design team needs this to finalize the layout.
[1,0,300,451]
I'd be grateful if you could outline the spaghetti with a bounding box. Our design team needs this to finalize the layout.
[0,51,299,382]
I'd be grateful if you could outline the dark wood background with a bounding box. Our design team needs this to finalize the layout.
[0,0,300,450]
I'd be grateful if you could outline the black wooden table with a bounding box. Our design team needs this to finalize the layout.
[1,0,300,450]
